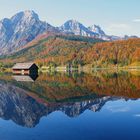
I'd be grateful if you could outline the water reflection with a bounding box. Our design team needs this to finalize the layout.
[13,74,38,82]
[0,70,140,128]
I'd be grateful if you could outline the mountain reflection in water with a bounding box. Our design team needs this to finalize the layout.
[0,70,140,128]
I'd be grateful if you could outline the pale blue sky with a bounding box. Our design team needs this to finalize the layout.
[0,0,140,36]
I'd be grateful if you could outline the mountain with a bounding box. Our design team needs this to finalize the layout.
[59,20,112,40]
[0,10,138,55]
[88,24,111,40]
[124,35,138,40]
[59,20,138,41]
[0,10,56,54]
[88,25,106,36]
[59,20,98,37]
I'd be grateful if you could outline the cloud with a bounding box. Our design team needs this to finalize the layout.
[133,19,140,22]
[105,23,132,36]
[106,23,131,32]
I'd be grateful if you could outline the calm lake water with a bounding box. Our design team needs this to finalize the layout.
[0,70,140,140]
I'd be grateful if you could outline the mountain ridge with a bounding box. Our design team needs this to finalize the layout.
[0,10,138,55]
[0,10,56,54]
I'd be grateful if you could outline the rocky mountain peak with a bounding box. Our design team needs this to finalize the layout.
[11,10,40,28]
[0,10,57,54]
[11,10,39,20]
[60,19,82,31]
[59,19,96,37]
[88,25,106,36]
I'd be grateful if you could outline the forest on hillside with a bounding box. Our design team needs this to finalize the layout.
[0,35,140,69]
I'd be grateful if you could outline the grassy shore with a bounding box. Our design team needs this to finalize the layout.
[1,64,140,74]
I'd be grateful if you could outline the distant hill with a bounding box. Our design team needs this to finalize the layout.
[0,34,140,68]
[0,33,104,66]
[84,38,140,68]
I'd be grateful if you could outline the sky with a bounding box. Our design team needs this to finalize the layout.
[0,0,140,36]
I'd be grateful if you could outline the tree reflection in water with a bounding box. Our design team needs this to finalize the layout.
[0,70,139,127]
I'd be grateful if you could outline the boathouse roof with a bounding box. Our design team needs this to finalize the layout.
[12,62,36,70]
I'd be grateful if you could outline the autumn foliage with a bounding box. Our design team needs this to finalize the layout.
[0,34,140,68]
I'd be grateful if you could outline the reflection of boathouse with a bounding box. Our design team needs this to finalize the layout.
[13,75,38,82]
[12,62,38,75]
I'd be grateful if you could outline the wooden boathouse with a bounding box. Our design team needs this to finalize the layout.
[12,62,38,75]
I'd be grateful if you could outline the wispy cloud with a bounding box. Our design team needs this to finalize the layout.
[105,23,132,36]
[106,23,131,32]
[133,19,140,22]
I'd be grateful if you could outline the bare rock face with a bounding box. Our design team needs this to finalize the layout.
[0,10,56,55]
[59,20,99,37]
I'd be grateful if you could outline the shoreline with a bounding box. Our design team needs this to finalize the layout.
[1,66,140,74]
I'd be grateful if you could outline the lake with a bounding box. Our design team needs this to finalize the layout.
[0,70,140,140]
